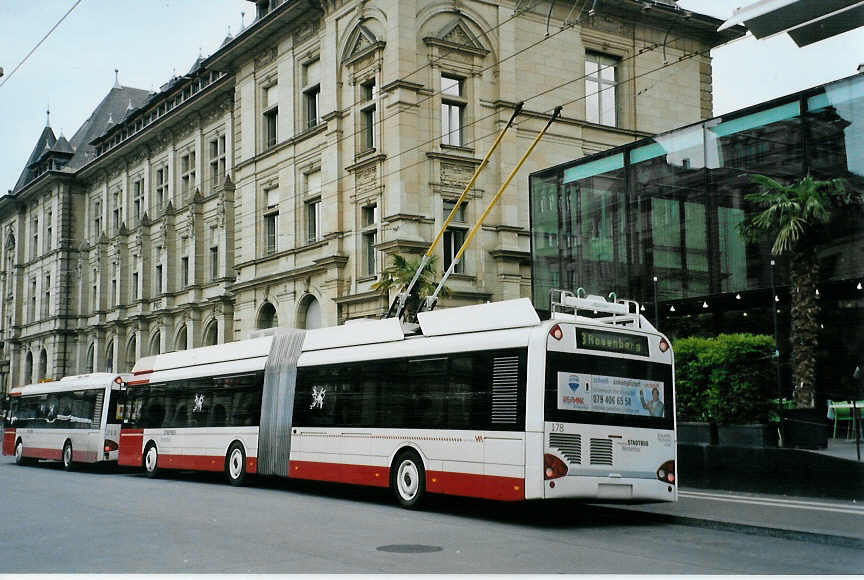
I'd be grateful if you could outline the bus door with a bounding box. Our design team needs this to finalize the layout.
[103,385,124,460]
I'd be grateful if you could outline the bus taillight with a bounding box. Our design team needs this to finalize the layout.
[543,454,568,479]
[549,324,563,341]
[658,338,670,353]
[657,460,675,484]
[104,440,119,452]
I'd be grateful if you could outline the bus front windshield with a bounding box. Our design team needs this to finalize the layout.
[545,351,674,430]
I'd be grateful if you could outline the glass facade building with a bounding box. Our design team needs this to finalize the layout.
[530,73,864,400]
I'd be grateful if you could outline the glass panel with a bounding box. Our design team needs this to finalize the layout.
[441,75,461,96]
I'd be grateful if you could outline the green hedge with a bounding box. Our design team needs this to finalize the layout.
[674,334,776,424]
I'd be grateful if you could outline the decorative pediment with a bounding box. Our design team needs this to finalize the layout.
[425,19,489,56]
[342,24,384,65]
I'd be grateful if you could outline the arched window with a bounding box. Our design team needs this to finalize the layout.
[149,331,161,356]
[299,295,321,330]
[175,325,188,351]
[25,351,33,384]
[85,343,94,373]
[125,335,136,372]
[257,302,278,329]
[203,320,218,346]
[38,348,48,381]
[105,340,114,373]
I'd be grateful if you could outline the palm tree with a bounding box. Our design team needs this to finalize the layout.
[740,174,855,408]
[372,254,449,322]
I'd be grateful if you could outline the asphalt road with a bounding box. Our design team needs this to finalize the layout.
[0,458,861,573]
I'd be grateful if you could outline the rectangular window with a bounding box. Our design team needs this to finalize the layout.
[93,201,102,236]
[155,264,163,295]
[30,278,36,321]
[264,188,278,255]
[91,269,98,312]
[155,166,168,213]
[31,217,39,258]
[360,79,376,151]
[181,256,189,287]
[303,59,321,129]
[263,85,278,148]
[45,211,52,251]
[180,152,196,197]
[306,198,320,243]
[585,52,618,127]
[42,275,50,319]
[443,228,466,274]
[132,271,138,301]
[132,178,144,224]
[441,74,466,147]
[361,203,378,276]
[111,263,118,307]
[210,246,219,281]
[209,136,226,187]
[112,190,122,233]
[443,199,466,273]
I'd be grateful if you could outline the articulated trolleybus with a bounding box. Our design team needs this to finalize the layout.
[118,290,676,507]
[3,373,127,469]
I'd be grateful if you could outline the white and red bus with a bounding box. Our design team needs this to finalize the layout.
[119,292,676,507]
[2,373,127,469]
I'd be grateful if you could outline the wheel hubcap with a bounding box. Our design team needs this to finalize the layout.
[398,460,419,500]
[64,447,71,465]
[146,448,157,471]
[229,450,243,479]
[16,443,22,461]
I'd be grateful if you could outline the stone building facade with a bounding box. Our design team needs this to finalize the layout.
[0,0,739,390]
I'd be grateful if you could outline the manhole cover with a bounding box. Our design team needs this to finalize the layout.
[376,544,443,554]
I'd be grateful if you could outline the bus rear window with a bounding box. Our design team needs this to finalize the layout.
[545,352,673,430]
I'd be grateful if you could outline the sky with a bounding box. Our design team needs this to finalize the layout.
[0,0,862,194]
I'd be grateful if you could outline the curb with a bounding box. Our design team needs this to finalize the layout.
[599,506,864,549]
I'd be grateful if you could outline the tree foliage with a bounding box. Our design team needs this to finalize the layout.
[738,174,859,408]
[372,254,449,321]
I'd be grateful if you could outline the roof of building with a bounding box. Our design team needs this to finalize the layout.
[11,84,151,194]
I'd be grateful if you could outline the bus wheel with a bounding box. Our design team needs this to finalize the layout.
[391,450,426,509]
[225,442,246,486]
[143,443,160,478]
[62,442,74,471]
[14,440,30,466]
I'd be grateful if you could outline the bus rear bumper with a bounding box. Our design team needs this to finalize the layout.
[544,475,677,503]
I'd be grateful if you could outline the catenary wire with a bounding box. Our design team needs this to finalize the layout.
[0,0,83,89]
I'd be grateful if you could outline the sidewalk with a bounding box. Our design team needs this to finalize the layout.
[600,487,864,547]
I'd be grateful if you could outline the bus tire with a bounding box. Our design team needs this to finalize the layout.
[62,441,74,471]
[14,439,32,466]
[390,449,426,509]
[143,442,160,478]
[225,442,246,486]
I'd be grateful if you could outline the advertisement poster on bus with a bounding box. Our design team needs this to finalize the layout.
[557,372,665,417]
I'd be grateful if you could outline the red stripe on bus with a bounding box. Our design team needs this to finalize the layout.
[289,460,390,488]
[126,379,150,386]
[23,447,62,461]
[2,429,15,456]
[246,457,258,474]
[132,369,152,376]
[288,460,525,501]
[426,470,525,501]
[158,453,225,472]
[9,392,21,397]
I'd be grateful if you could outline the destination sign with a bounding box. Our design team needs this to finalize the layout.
[575,328,649,356]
